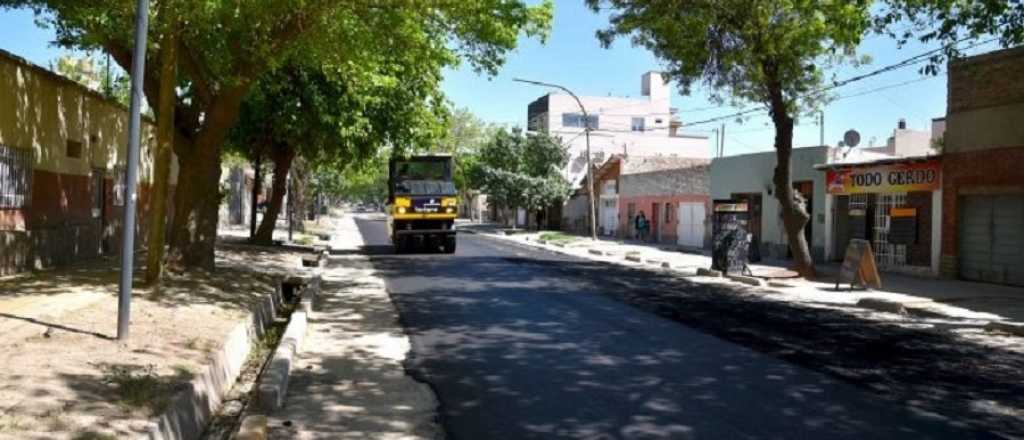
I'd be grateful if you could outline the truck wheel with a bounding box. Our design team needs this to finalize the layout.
[443,236,457,254]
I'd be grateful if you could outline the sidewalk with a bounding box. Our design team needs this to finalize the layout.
[460,223,1024,328]
[267,214,441,439]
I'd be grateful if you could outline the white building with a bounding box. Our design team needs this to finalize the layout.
[527,72,711,185]
[862,118,940,158]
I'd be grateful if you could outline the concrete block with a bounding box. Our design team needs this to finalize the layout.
[768,281,795,288]
[660,262,672,269]
[256,310,309,412]
[856,298,909,315]
[985,321,1024,336]
[646,259,665,267]
[696,268,722,277]
[553,242,566,248]
[588,249,605,256]
[625,254,644,263]
[726,274,765,287]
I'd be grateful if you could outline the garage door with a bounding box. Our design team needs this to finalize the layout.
[676,202,705,248]
[959,195,1024,286]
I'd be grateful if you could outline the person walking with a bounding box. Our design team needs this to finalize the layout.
[635,211,648,242]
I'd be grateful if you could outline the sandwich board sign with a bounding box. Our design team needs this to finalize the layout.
[835,238,881,291]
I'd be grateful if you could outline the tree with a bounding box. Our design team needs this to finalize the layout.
[51,53,131,105]
[6,0,553,269]
[436,107,497,220]
[230,52,450,244]
[590,0,873,277]
[877,0,1024,72]
[478,128,571,227]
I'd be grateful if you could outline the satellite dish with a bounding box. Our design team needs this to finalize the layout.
[843,130,861,148]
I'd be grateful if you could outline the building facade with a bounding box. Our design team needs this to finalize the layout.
[580,155,709,247]
[939,46,1024,286]
[0,49,171,275]
[818,156,943,277]
[526,72,711,185]
[711,146,834,262]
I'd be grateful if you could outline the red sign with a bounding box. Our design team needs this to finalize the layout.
[826,160,940,194]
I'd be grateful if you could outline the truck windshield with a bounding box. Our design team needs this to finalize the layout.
[395,161,448,181]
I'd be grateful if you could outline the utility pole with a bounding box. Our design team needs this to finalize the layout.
[720,123,726,157]
[712,128,719,158]
[250,154,260,240]
[117,0,151,341]
[819,111,825,146]
[513,78,597,241]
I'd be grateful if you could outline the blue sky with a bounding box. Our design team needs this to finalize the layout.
[0,2,999,156]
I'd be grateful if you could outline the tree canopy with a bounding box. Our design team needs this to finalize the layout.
[2,0,553,268]
[477,128,571,215]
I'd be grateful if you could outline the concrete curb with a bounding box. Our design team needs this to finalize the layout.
[696,268,722,277]
[856,298,909,315]
[255,274,321,413]
[726,274,765,287]
[144,284,284,440]
[985,320,1024,337]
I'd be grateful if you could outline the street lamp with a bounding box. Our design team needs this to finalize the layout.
[117,0,151,341]
[513,78,597,241]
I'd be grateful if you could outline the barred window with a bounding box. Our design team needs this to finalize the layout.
[0,144,32,209]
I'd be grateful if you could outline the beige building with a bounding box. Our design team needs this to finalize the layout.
[0,48,175,275]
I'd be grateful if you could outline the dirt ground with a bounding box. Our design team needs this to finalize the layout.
[0,241,308,440]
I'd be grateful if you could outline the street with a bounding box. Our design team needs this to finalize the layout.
[355,215,1000,440]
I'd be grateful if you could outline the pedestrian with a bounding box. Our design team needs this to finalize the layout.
[635,211,648,242]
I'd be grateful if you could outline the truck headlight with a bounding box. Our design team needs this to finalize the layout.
[445,207,455,214]
[397,206,407,214]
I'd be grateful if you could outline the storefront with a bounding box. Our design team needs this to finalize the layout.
[818,156,942,277]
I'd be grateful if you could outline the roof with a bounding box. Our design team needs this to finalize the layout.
[621,155,710,175]
[814,153,941,170]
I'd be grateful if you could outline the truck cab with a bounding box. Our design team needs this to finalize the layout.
[387,154,458,253]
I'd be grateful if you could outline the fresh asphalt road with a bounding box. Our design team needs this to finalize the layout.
[354,216,1000,440]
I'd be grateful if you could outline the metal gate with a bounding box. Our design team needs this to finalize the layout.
[959,195,1024,286]
[676,202,705,248]
[873,193,908,269]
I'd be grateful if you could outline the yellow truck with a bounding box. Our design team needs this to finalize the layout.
[387,154,458,253]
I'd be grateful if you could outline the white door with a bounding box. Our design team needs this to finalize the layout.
[676,202,705,248]
[600,198,618,236]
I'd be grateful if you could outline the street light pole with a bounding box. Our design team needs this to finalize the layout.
[117,0,151,341]
[513,78,597,241]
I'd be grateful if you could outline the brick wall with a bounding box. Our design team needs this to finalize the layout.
[904,191,932,267]
[948,46,1024,114]
[619,165,709,198]
[941,147,1024,277]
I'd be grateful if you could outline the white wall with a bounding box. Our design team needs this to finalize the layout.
[710,146,831,261]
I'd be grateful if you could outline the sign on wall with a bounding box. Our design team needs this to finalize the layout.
[826,160,940,194]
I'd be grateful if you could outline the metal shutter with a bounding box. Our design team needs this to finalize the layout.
[959,195,1024,286]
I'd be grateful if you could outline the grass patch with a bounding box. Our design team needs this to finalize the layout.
[295,234,316,246]
[98,363,194,416]
[539,231,578,244]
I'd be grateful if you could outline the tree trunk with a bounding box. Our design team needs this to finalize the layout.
[250,153,261,239]
[166,88,247,270]
[145,25,177,285]
[767,83,816,278]
[290,157,308,231]
[254,146,296,244]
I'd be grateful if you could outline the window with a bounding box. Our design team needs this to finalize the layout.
[631,117,645,132]
[655,118,663,124]
[112,166,126,207]
[665,203,671,222]
[0,144,32,209]
[66,140,83,158]
[562,113,599,129]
